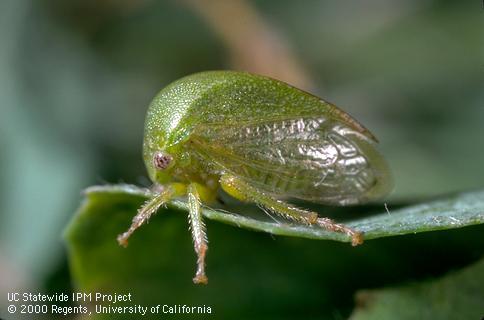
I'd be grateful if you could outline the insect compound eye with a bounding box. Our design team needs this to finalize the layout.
[153,151,173,170]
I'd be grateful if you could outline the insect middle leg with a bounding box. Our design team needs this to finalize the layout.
[187,183,209,284]
[220,174,363,246]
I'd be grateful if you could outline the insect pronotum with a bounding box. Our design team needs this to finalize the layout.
[118,71,392,284]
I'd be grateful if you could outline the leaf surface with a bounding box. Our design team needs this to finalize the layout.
[64,184,484,319]
[78,184,484,243]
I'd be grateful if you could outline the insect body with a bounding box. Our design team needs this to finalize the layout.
[118,71,392,284]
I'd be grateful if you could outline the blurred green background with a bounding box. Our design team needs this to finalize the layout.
[0,0,483,319]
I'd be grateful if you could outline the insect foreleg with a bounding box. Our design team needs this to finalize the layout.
[220,174,363,246]
[117,185,179,247]
[187,183,209,285]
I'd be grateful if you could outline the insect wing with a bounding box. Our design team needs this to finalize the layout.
[191,117,392,205]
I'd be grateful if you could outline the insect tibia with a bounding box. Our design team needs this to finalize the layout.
[187,184,209,285]
[266,201,318,225]
[117,187,175,247]
[221,174,317,224]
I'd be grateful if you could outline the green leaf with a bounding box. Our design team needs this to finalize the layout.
[350,257,484,320]
[75,184,483,243]
[64,184,484,319]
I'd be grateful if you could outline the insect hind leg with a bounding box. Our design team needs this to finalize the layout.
[220,174,363,246]
[316,217,363,246]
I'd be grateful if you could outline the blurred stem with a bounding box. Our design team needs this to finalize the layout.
[182,0,313,91]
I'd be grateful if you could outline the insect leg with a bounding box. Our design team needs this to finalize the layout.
[187,183,209,285]
[220,174,363,246]
[220,175,318,223]
[316,217,363,246]
[117,185,176,247]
